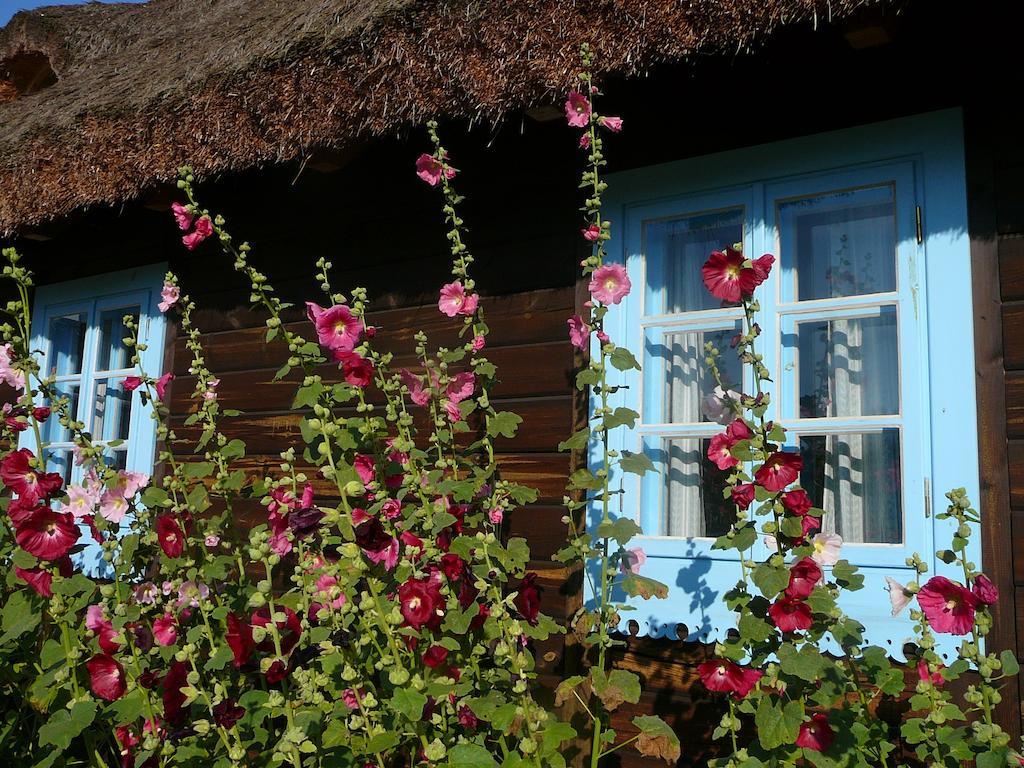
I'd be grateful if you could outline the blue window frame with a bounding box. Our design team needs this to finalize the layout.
[597,110,978,659]
[22,264,167,570]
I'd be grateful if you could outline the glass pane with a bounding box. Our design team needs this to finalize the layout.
[45,448,75,487]
[798,430,902,544]
[41,381,80,445]
[96,306,140,372]
[92,378,133,443]
[796,307,899,418]
[646,208,744,313]
[47,312,87,377]
[780,185,896,301]
[660,323,743,423]
[654,437,736,537]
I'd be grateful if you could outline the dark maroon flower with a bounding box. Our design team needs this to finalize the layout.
[163,661,190,725]
[32,406,51,423]
[513,573,541,626]
[212,699,246,728]
[355,517,392,554]
[155,515,184,558]
[458,705,479,729]
[289,506,324,538]
[470,601,490,631]
[226,612,254,667]
[265,660,288,684]
[398,574,445,631]
[440,553,467,582]
[87,654,126,701]
[251,605,302,655]
[137,670,160,689]
[422,645,449,668]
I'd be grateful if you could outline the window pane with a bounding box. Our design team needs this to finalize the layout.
[47,312,87,377]
[45,448,75,487]
[798,430,902,544]
[92,378,133,443]
[647,208,743,314]
[654,437,736,537]
[661,323,742,423]
[796,307,899,418]
[780,185,896,301]
[96,306,140,372]
[41,381,80,445]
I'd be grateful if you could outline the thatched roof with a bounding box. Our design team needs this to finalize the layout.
[0,0,882,234]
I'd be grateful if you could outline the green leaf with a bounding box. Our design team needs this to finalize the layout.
[595,517,642,545]
[558,427,590,452]
[830,560,864,591]
[609,347,641,372]
[621,574,669,600]
[738,613,775,643]
[487,412,522,439]
[754,697,803,750]
[107,688,146,723]
[447,744,498,767]
[751,562,791,599]
[603,407,639,430]
[631,715,681,763]
[619,451,655,476]
[1001,649,1020,677]
[568,469,603,491]
[364,732,401,754]
[591,668,641,711]
[576,368,600,391]
[140,487,169,507]
[292,382,323,410]
[220,439,246,460]
[2,590,40,641]
[184,461,215,479]
[977,749,1009,768]
[38,701,97,750]
[778,644,826,681]
[389,689,427,723]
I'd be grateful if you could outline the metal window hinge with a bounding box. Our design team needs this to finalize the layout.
[915,205,924,244]
[924,478,931,518]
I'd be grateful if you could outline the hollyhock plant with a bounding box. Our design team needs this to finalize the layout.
[588,263,631,305]
[182,215,213,250]
[620,547,646,574]
[122,375,142,392]
[701,247,774,303]
[768,594,813,632]
[702,386,741,424]
[155,371,174,400]
[513,573,542,626]
[87,654,126,701]
[15,506,78,560]
[707,432,739,470]
[731,482,755,508]
[697,659,763,698]
[809,532,842,566]
[599,116,623,132]
[568,315,590,351]
[565,91,592,127]
[153,613,178,646]
[398,574,445,630]
[438,281,479,317]
[886,576,913,616]
[155,514,185,558]
[755,451,803,493]
[310,302,362,352]
[973,573,999,605]
[785,557,823,599]
[158,281,179,312]
[2,448,62,502]
[582,223,601,242]
[917,576,979,635]
[796,714,835,752]
[171,201,193,230]
[15,566,53,597]
[415,152,456,186]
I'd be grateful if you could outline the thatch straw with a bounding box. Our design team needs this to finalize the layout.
[0,0,881,233]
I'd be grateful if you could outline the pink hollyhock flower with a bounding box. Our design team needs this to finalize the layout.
[599,116,623,132]
[202,377,220,402]
[588,263,631,305]
[341,689,361,710]
[796,713,834,751]
[153,613,178,646]
[885,576,913,616]
[313,303,361,352]
[488,507,504,525]
[171,202,193,231]
[731,483,756,508]
[567,315,590,351]
[87,654,126,701]
[781,489,812,516]
[381,499,402,519]
[582,224,601,242]
[415,153,455,186]
[156,515,185,558]
[917,659,944,686]
[725,418,752,441]
[579,133,591,149]
[15,507,78,560]
[422,645,449,668]
[98,490,128,523]
[458,705,479,729]
[801,515,821,539]
[472,334,486,351]
[707,433,738,470]
[0,343,25,391]
[701,247,774,303]
[768,595,813,633]
[204,534,220,548]
[917,576,979,634]
[155,372,174,400]
[182,215,213,250]
[438,281,478,317]
[785,557,822,599]
[401,369,431,406]
[810,533,842,566]
[122,376,143,392]
[15,566,53,597]
[354,454,375,485]
[117,470,149,498]
[133,582,159,604]
[697,659,763,698]
[755,451,803,493]
[177,580,209,609]
[620,547,646,574]
[364,537,400,570]
[65,482,100,519]
[158,282,179,313]
[973,573,999,605]
[86,603,107,632]
[446,372,475,404]
[226,613,254,667]
[565,91,592,127]
[313,574,347,612]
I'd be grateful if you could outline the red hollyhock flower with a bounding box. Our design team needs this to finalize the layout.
[707,433,738,471]
[917,659,944,685]
[697,659,763,698]
[973,574,999,606]
[1,448,63,502]
[785,557,822,599]
[725,418,752,441]
[265,659,288,684]
[917,576,979,635]
[422,645,449,668]
[226,612,254,667]
[15,566,53,597]
[513,573,542,626]
[212,699,246,729]
[796,713,835,752]
[458,705,479,729]
[155,515,185,558]
[251,605,303,656]
[701,248,774,303]
[731,483,755,508]
[470,601,490,631]
[87,654,126,701]
[755,451,803,493]
[7,495,42,526]
[768,595,813,632]
[163,661,189,725]
[751,254,775,283]
[801,514,821,538]
[398,574,445,630]
[440,553,467,582]
[15,506,78,560]
[115,725,139,767]
[781,489,812,516]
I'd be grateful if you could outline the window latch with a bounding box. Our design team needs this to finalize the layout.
[924,477,931,518]
[915,205,924,245]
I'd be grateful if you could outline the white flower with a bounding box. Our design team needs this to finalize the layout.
[885,576,913,616]
[810,533,842,566]
[701,386,742,425]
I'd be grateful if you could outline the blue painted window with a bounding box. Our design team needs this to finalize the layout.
[22,264,167,571]
[598,110,979,658]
